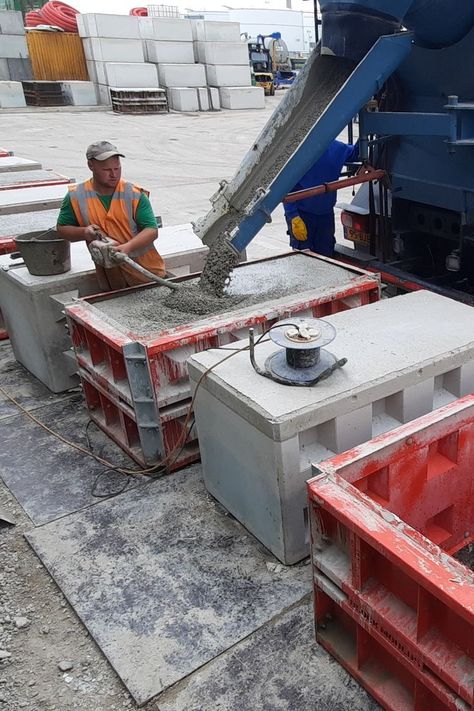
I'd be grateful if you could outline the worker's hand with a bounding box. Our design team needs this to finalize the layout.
[291,216,308,242]
[110,242,133,256]
[83,224,102,242]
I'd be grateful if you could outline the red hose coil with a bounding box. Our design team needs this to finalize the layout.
[39,1,79,32]
[25,10,44,27]
[130,7,148,16]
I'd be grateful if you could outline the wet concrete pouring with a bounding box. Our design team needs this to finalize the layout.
[95,253,358,336]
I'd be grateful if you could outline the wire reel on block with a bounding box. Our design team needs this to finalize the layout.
[249,317,347,387]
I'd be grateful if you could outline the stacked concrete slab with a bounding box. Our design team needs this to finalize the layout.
[0,11,32,86]
[191,19,263,110]
[78,13,158,105]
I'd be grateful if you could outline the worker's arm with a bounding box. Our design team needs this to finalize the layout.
[111,193,158,255]
[56,193,99,242]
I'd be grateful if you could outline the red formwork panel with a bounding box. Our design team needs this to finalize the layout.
[66,253,381,469]
[307,395,474,711]
[0,149,12,157]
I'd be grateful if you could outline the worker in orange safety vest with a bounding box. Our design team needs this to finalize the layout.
[57,141,164,291]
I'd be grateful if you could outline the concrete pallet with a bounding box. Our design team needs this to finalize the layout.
[205,64,251,88]
[191,20,241,43]
[139,17,193,42]
[77,13,141,40]
[168,87,199,112]
[61,81,98,106]
[105,62,159,89]
[194,41,249,66]
[144,40,194,65]
[158,63,206,88]
[0,80,26,108]
[0,11,25,35]
[0,35,28,60]
[82,37,144,64]
[219,86,265,110]
[188,290,474,565]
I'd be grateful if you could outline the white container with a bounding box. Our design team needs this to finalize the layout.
[139,17,193,42]
[205,64,251,88]
[61,81,98,106]
[82,38,144,63]
[0,80,25,108]
[188,291,474,564]
[168,87,199,112]
[0,35,28,59]
[105,62,159,89]
[157,63,206,88]
[191,20,241,43]
[144,40,194,65]
[77,13,141,40]
[0,11,25,35]
[219,86,264,110]
[194,41,248,66]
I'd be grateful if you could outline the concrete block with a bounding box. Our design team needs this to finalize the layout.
[168,87,199,112]
[96,84,111,105]
[0,59,9,81]
[188,290,474,564]
[61,81,98,106]
[157,63,206,88]
[77,13,141,39]
[7,57,32,81]
[105,62,158,89]
[194,41,248,66]
[196,87,209,111]
[205,64,251,87]
[0,11,24,35]
[219,86,264,110]
[139,17,192,42]
[144,40,194,64]
[82,37,144,63]
[86,60,107,85]
[191,20,241,43]
[0,80,25,108]
[209,86,220,110]
[0,34,28,60]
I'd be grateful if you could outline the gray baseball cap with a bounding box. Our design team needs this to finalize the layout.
[86,141,125,161]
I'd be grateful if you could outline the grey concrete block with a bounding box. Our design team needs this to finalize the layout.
[77,13,141,39]
[144,40,194,64]
[209,86,220,110]
[0,80,25,108]
[219,86,265,110]
[105,62,158,89]
[7,57,32,81]
[86,60,107,84]
[82,37,144,63]
[0,58,9,80]
[61,81,98,106]
[205,64,251,87]
[168,87,199,112]
[191,20,241,43]
[0,34,28,60]
[188,290,474,564]
[139,17,193,42]
[95,83,110,105]
[195,41,249,66]
[157,63,206,88]
[0,11,25,35]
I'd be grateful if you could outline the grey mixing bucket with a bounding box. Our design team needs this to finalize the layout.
[14,229,71,276]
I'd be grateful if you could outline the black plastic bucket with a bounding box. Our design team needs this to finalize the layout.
[13,229,71,276]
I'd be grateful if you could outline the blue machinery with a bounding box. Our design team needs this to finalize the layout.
[195,0,474,301]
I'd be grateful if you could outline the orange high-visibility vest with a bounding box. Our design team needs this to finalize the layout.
[68,178,165,286]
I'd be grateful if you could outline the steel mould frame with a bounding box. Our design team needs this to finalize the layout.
[308,395,474,711]
[66,254,381,469]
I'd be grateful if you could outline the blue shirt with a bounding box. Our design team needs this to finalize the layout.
[284,140,358,218]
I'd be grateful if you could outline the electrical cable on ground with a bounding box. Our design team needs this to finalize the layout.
[0,333,272,479]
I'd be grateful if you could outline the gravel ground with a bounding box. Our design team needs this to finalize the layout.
[0,479,159,711]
